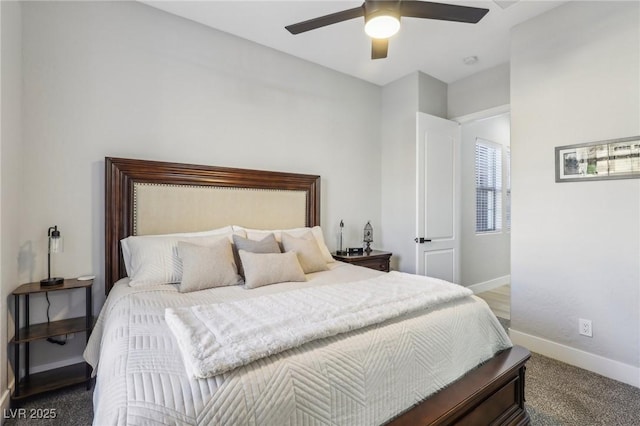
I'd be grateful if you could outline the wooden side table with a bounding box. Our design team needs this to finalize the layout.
[332,250,392,272]
[11,278,94,401]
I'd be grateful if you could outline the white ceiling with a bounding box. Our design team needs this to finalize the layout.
[142,0,566,86]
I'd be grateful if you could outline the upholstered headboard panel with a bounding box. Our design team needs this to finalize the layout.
[133,183,308,235]
[105,157,320,294]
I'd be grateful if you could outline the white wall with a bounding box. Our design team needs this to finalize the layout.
[447,63,510,119]
[18,1,381,370]
[418,72,448,119]
[460,113,510,287]
[1,0,24,407]
[510,1,639,385]
[380,72,447,273]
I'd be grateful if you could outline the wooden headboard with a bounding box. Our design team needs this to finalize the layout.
[105,157,321,294]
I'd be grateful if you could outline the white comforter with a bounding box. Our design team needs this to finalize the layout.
[85,262,511,425]
[166,272,473,379]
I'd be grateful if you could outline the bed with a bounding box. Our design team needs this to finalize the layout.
[87,157,530,425]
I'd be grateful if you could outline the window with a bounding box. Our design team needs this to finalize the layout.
[476,139,502,233]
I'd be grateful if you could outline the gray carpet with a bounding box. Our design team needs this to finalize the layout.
[4,384,93,426]
[525,352,640,425]
[5,351,639,425]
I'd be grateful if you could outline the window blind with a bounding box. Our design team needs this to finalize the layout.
[476,139,502,233]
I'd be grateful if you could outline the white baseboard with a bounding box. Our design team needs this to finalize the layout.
[468,275,510,294]
[0,389,11,413]
[510,328,640,388]
[27,355,85,375]
[0,386,11,417]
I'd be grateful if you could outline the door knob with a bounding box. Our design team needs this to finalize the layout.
[414,237,432,243]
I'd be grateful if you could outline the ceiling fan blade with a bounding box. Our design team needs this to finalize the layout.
[371,38,389,59]
[400,1,489,24]
[285,5,365,34]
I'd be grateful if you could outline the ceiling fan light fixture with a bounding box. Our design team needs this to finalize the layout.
[364,13,400,39]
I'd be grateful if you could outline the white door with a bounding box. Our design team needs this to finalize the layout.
[415,112,461,283]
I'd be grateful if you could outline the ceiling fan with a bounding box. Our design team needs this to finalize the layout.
[285,1,489,60]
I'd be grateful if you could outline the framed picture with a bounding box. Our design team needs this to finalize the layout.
[555,136,640,182]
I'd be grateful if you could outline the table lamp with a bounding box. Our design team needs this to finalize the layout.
[40,225,64,287]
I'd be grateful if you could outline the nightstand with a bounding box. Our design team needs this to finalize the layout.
[11,278,94,402]
[332,250,392,272]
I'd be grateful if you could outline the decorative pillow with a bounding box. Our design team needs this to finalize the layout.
[177,240,241,293]
[234,226,334,263]
[121,225,241,277]
[125,234,232,287]
[232,234,281,277]
[239,250,306,289]
[281,232,329,274]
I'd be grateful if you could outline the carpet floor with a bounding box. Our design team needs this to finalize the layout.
[525,352,640,425]
[5,352,639,425]
[5,384,93,426]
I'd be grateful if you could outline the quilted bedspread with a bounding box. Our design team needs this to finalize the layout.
[166,272,473,379]
[85,262,511,425]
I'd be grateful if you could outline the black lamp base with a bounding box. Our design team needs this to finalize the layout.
[40,277,64,287]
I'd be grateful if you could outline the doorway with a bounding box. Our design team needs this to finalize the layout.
[457,109,511,322]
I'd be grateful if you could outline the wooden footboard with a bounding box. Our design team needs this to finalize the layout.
[387,345,530,426]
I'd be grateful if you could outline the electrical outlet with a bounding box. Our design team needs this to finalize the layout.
[579,319,592,337]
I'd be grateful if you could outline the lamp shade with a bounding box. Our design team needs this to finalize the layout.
[50,228,63,253]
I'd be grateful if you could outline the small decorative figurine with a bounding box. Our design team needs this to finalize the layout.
[363,221,373,254]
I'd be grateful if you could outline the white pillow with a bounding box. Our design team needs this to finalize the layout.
[234,226,334,263]
[125,234,236,287]
[281,232,329,274]
[121,226,241,277]
[177,240,242,292]
[239,250,306,289]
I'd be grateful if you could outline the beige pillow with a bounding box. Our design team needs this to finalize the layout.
[126,234,235,287]
[281,232,329,274]
[239,250,306,289]
[232,233,281,277]
[177,240,242,292]
[234,225,335,263]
